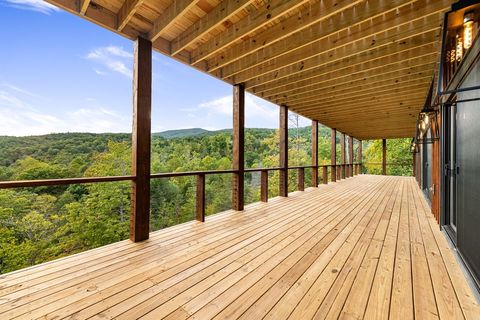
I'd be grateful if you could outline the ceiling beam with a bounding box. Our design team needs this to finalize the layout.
[193,0,361,67]
[170,0,252,55]
[251,43,438,93]
[291,85,426,108]
[296,90,428,111]
[149,0,200,43]
[220,0,450,81]
[79,0,90,15]
[117,0,145,31]
[274,67,435,105]
[219,0,428,78]
[246,31,439,89]
[261,57,437,100]
[277,78,432,106]
[299,97,425,113]
[227,13,444,84]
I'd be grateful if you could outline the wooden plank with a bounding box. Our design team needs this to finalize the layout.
[233,25,440,90]
[331,128,336,182]
[191,0,315,65]
[279,105,288,197]
[208,0,436,75]
[130,37,152,242]
[416,181,480,319]
[219,0,447,80]
[170,0,252,55]
[201,0,360,68]
[411,180,466,319]
[4,181,355,318]
[260,170,268,202]
[285,177,398,319]
[251,49,438,94]
[79,0,90,14]
[190,177,391,320]
[149,0,200,42]
[325,179,401,319]
[311,120,318,187]
[382,139,387,175]
[2,177,479,319]
[274,64,435,106]
[389,177,413,319]
[117,0,145,31]
[100,177,381,319]
[232,84,245,211]
[407,181,439,319]
[196,174,205,222]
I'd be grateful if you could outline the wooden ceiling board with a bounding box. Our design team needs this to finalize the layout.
[43,0,456,139]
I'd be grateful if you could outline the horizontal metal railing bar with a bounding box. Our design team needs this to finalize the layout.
[0,175,136,189]
[364,162,412,165]
[150,169,239,178]
[0,163,364,189]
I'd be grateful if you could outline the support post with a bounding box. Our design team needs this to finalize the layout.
[382,138,387,175]
[130,37,152,242]
[340,133,345,179]
[297,168,304,191]
[261,170,268,202]
[413,151,416,177]
[196,174,205,222]
[358,139,362,174]
[331,128,336,182]
[322,166,328,184]
[348,136,353,177]
[279,105,288,197]
[311,120,318,187]
[232,84,245,211]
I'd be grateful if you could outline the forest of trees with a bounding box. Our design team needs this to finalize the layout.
[0,126,412,273]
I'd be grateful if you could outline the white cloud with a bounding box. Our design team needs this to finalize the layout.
[2,0,60,14]
[0,83,130,136]
[86,46,133,78]
[198,94,279,127]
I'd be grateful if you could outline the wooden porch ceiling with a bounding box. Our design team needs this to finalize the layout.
[45,0,455,139]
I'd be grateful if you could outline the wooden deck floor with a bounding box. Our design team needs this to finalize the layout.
[1,175,479,320]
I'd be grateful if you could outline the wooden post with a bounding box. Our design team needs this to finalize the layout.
[196,174,205,222]
[413,151,416,177]
[261,170,268,202]
[358,139,362,174]
[340,133,345,179]
[297,168,304,191]
[331,128,336,182]
[130,37,152,242]
[382,138,387,175]
[279,105,288,197]
[232,84,245,211]
[322,166,328,184]
[337,166,341,181]
[348,136,353,177]
[311,120,318,187]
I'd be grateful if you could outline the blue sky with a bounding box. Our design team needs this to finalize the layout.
[0,0,309,136]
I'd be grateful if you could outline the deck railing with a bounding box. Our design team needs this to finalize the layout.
[0,163,361,223]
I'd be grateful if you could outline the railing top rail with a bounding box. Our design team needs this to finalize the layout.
[0,163,364,189]
[0,175,135,189]
[150,169,238,178]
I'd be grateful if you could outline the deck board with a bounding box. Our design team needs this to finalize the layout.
[0,175,478,320]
